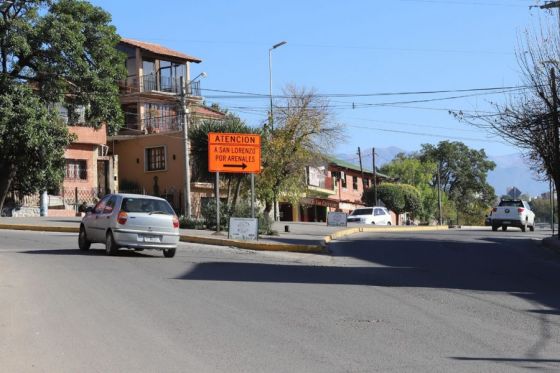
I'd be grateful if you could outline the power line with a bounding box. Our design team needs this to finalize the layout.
[201,85,530,100]
[346,124,506,144]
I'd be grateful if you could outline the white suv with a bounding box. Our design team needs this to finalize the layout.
[347,206,392,225]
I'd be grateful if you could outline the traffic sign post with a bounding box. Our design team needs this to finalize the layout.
[208,133,262,229]
[208,133,261,174]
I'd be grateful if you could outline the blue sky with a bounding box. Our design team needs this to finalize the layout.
[90,0,552,162]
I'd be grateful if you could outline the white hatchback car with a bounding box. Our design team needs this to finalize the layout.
[79,193,180,257]
[347,206,392,225]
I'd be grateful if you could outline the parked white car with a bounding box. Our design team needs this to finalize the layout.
[79,193,180,257]
[490,199,535,232]
[347,206,392,225]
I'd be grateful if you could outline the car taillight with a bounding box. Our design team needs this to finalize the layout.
[518,207,525,214]
[172,215,179,229]
[492,207,497,212]
[117,211,128,225]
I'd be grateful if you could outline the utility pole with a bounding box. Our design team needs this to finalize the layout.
[551,66,560,238]
[372,147,377,205]
[357,147,366,191]
[437,162,442,225]
[180,77,191,219]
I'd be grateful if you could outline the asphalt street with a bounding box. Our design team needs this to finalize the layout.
[1,228,559,372]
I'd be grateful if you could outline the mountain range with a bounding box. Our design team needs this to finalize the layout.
[336,147,549,197]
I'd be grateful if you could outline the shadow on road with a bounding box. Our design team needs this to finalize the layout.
[177,233,560,313]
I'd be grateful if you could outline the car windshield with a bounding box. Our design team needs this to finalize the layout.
[351,208,373,216]
[121,198,175,215]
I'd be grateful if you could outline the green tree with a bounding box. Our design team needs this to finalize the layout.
[379,153,438,223]
[419,141,496,225]
[189,113,259,210]
[0,84,72,209]
[363,183,421,225]
[530,197,556,224]
[257,85,344,216]
[0,0,126,210]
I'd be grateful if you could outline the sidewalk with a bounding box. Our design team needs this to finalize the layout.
[0,217,449,253]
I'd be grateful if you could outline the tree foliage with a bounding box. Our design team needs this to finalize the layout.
[189,113,259,209]
[0,0,125,211]
[363,183,420,224]
[419,141,496,224]
[453,22,560,228]
[257,85,344,214]
[379,153,438,222]
[0,84,72,209]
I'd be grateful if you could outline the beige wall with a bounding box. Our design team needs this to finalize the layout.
[113,132,187,209]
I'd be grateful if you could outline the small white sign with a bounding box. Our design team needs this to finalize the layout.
[228,217,259,240]
[327,212,347,227]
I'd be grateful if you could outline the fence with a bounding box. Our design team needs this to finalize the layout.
[62,187,106,211]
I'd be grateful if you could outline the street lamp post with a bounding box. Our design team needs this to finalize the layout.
[268,41,287,221]
[181,71,207,219]
[268,41,287,132]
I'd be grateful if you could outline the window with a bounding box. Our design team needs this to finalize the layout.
[94,194,112,214]
[341,172,347,189]
[145,146,166,171]
[364,178,370,188]
[352,176,358,190]
[65,159,87,180]
[103,196,117,214]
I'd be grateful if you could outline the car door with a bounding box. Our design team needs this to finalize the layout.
[85,195,111,242]
[373,208,383,224]
[96,195,118,238]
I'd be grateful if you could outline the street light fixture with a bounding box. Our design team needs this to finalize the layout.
[268,41,287,222]
[268,41,287,132]
[182,71,207,219]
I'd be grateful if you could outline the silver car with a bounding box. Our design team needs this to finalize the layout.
[79,193,180,257]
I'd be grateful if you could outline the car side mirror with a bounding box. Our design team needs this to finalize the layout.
[85,206,94,214]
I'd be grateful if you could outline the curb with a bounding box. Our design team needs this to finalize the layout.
[180,235,326,253]
[0,224,79,233]
[0,223,326,254]
[0,223,448,254]
[323,225,449,244]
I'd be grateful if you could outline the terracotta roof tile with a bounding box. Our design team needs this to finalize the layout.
[120,38,202,63]
[192,106,226,119]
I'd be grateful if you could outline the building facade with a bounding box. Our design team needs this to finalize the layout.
[109,38,224,217]
[279,158,398,224]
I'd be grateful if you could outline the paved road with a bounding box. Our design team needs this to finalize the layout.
[1,228,559,372]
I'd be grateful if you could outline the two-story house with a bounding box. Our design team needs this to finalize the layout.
[279,157,397,223]
[108,38,224,216]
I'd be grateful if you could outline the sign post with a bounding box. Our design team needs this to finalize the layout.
[208,133,262,233]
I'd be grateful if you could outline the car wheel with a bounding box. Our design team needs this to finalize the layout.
[78,225,91,251]
[502,225,508,231]
[387,221,391,226]
[521,222,527,232]
[492,225,498,231]
[105,231,119,256]
[530,224,535,232]
[163,248,176,258]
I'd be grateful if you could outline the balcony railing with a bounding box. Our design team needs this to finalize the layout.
[143,114,181,133]
[119,74,202,96]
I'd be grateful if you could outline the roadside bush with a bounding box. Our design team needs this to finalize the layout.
[179,216,205,229]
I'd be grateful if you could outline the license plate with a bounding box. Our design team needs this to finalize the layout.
[139,234,161,243]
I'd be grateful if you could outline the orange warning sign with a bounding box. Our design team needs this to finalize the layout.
[208,133,261,174]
